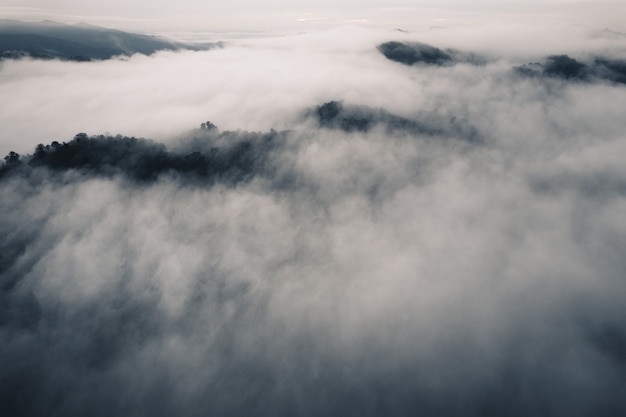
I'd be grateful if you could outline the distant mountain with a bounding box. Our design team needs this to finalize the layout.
[308,101,480,141]
[377,39,626,85]
[594,28,626,40]
[377,41,487,66]
[516,54,626,84]
[0,20,221,61]
[377,41,452,66]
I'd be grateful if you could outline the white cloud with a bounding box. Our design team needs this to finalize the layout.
[1,20,626,416]
[2,23,624,157]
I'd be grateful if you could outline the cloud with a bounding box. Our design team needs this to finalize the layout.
[1,23,626,416]
[0,26,424,157]
[1,24,624,156]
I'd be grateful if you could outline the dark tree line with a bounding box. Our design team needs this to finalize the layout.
[312,101,480,141]
[0,131,281,185]
[516,54,626,83]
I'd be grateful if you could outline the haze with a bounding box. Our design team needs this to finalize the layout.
[1,2,626,416]
[2,1,625,32]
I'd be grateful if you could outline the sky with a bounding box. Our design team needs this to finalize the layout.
[1,0,625,33]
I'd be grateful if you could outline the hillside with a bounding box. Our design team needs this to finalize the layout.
[0,20,220,60]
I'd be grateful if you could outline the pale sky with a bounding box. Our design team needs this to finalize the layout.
[1,0,625,33]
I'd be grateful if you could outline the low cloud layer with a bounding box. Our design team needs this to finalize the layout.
[2,24,626,416]
[2,24,625,157]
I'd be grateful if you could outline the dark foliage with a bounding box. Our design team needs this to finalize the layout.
[516,54,626,85]
[316,101,370,132]
[0,33,121,61]
[592,57,626,84]
[311,101,480,141]
[0,131,280,185]
[0,19,219,61]
[377,41,452,66]
[543,55,589,79]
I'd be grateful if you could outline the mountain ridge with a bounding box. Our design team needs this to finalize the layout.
[0,19,221,61]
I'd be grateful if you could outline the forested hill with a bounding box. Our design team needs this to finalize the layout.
[0,20,221,61]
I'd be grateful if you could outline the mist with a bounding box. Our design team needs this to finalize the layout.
[2,20,626,417]
[3,24,626,156]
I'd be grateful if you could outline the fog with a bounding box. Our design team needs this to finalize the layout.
[2,24,625,157]
[1,22,626,416]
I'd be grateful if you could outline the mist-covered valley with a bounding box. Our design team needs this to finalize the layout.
[1,22,626,416]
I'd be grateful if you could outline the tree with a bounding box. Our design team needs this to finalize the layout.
[201,121,217,131]
[3,151,20,164]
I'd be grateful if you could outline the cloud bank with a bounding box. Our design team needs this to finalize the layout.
[1,24,626,416]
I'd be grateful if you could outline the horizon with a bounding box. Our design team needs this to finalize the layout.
[2,1,626,35]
